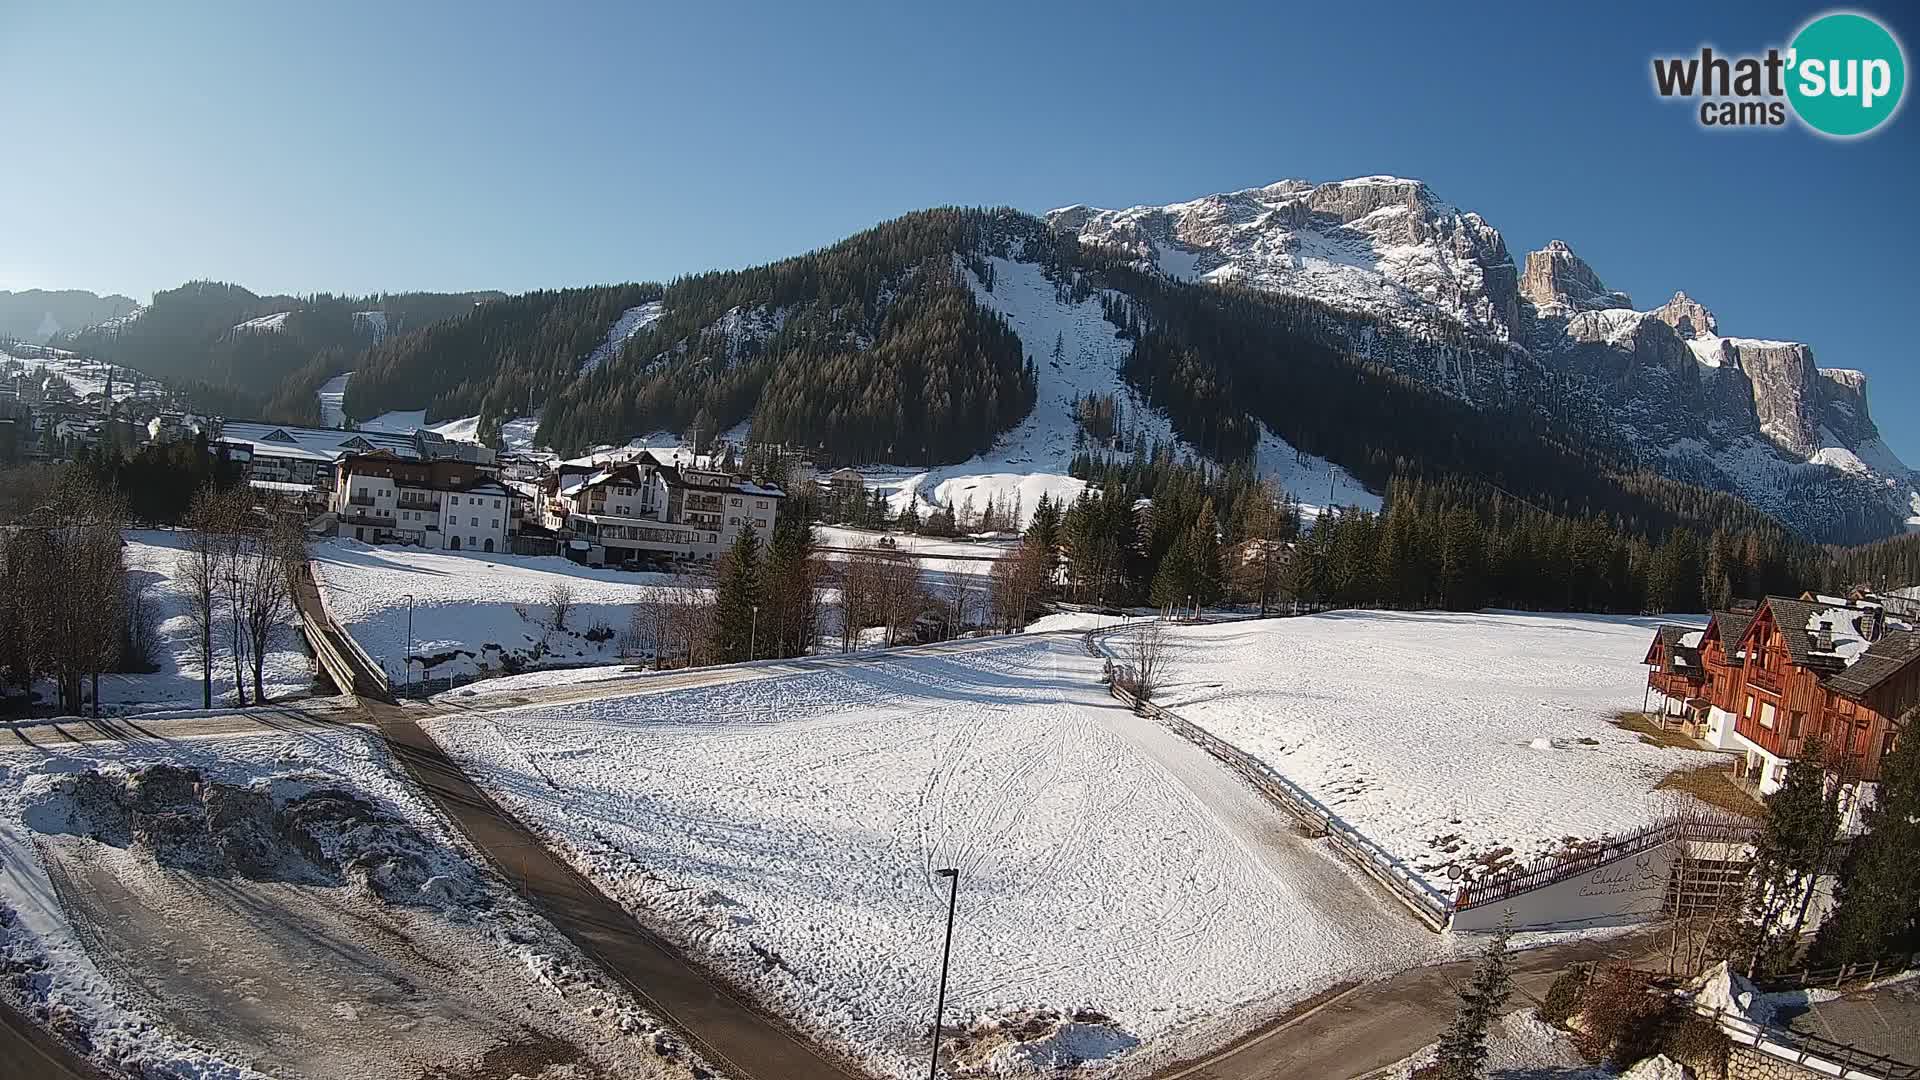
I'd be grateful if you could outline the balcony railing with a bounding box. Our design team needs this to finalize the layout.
[348,495,376,507]
[1747,669,1783,695]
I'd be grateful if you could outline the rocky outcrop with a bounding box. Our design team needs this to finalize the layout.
[1519,240,1632,315]
[1563,309,1696,384]
[1724,339,1822,457]
[1651,290,1718,339]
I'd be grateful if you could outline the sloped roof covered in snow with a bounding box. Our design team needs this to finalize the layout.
[1825,629,1920,701]
[1647,624,1704,673]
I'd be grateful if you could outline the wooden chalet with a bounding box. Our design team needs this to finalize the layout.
[1646,594,1917,806]
[1643,624,1709,717]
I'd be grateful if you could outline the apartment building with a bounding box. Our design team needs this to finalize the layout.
[538,450,783,567]
[333,450,517,553]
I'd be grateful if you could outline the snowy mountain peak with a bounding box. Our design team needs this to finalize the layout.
[1048,174,1519,337]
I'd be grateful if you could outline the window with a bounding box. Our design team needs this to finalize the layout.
[469,536,477,547]
[1788,711,1804,738]
[1759,702,1776,729]
[450,496,459,505]
[1773,762,1788,782]
[1745,695,1756,719]
[470,516,479,527]
[755,518,768,530]
[491,520,499,530]
[492,499,501,508]
[730,497,742,506]
[756,499,767,509]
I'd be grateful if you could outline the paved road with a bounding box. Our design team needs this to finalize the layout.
[1154,931,1664,1080]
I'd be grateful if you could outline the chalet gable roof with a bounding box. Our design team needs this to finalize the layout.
[1706,610,1757,662]
[1825,629,1920,701]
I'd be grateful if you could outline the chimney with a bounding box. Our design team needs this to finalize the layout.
[1815,621,1835,653]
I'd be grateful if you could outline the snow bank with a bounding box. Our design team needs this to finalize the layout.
[1134,611,1722,891]
[0,729,696,1079]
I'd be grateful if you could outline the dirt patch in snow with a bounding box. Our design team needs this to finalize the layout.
[15,761,699,1080]
[944,1008,1141,1075]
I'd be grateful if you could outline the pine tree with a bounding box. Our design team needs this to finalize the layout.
[1150,531,1195,611]
[1025,492,1061,553]
[1189,499,1223,604]
[1810,713,1920,967]
[1747,737,1842,973]
[1429,917,1515,1079]
[758,516,818,659]
[710,524,762,662]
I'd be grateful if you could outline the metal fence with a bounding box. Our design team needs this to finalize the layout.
[1456,817,1761,912]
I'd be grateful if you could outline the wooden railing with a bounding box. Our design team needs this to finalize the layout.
[1084,626,1453,932]
[1457,817,1759,911]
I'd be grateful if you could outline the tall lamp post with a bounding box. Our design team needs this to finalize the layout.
[401,593,415,689]
[750,603,759,662]
[926,867,960,1080]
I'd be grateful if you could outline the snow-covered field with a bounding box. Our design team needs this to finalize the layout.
[0,728,699,1079]
[423,635,1450,1078]
[1130,611,1720,892]
[83,531,315,713]
[311,539,679,681]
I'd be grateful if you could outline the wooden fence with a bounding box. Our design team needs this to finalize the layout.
[1084,626,1453,932]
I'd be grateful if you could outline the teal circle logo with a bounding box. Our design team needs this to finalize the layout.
[1787,12,1906,137]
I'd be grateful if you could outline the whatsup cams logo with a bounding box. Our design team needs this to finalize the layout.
[1652,10,1906,137]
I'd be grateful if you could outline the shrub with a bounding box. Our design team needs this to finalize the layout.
[1573,967,1673,1065]
[1540,966,1588,1027]
[1661,1015,1730,1076]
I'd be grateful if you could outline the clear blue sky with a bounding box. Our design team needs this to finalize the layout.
[1,1,1914,461]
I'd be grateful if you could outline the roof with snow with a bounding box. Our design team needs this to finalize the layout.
[1825,629,1920,701]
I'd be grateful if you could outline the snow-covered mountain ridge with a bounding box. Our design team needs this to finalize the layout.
[1049,177,1915,542]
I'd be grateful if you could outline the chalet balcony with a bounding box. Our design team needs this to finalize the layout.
[347,494,376,507]
[397,494,440,510]
[1746,669,1783,695]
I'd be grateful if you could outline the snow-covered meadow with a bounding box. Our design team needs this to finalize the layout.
[423,635,1449,1077]
[0,728,698,1079]
[310,539,681,682]
[1130,611,1721,892]
[86,531,316,713]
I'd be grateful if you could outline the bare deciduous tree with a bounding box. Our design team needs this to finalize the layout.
[1128,619,1174,703]
[548,582,576,632]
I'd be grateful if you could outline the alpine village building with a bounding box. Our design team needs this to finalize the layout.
[535,449,784,568]
[1644,594,1918,818]
[331,450,517,553]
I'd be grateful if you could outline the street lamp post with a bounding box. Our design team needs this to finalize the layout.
[927,867,960,1080]
[750,603,759,662]
[402,593,415,689]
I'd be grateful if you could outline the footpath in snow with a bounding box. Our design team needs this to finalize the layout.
[1131,610,1722,894]
[423,635,1455,1078]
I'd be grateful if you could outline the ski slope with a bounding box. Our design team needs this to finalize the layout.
[422,636,1447,1077]
[1132,611,1722,892]
[857,255,1376,526]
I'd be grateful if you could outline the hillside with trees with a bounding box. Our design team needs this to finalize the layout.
[60,282,497,423]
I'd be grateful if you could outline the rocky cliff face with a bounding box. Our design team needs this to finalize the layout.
[1052,177,1915,542]
[1520,240,1633,316]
